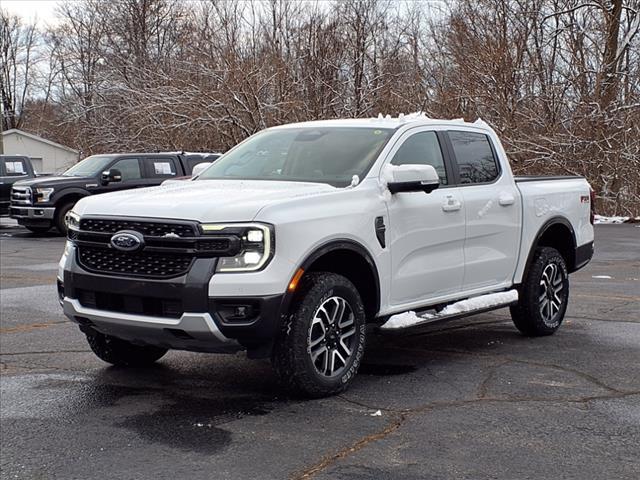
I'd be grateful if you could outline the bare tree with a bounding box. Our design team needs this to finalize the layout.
[0,10,39,130]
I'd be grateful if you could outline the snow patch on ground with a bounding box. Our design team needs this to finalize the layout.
[592,275,613,279]
[381,290,519,330]
[594,215,640,224]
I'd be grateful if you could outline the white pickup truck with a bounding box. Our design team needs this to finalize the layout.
[59,116,594,397]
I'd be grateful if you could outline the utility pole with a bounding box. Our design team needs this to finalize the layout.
[0,103,4,154]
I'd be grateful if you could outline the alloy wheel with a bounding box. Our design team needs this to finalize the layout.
[307,296,357,377]
[539,263,565,325]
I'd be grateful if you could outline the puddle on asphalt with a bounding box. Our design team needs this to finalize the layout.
[2,370,277,454]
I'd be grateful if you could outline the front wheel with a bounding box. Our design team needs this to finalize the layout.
[510,247,569,336]
[86,332,168,366]
[54,201,75,235]
[272,272,366,397]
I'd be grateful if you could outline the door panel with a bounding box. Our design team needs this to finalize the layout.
[92,157,144,194]
[387,188,465,305]
[385,128,465,306]
[140,157,180,187]
[447,130,521,290]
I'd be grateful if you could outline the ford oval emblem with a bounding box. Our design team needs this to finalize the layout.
[110,230,144,252]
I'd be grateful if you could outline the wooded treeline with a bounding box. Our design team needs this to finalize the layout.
[1,0,639,214]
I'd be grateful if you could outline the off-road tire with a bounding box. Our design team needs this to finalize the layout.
[54,201,75,235]
[25,225,51,234]
[86,332,168,366]
[272,272,366,398]
[510,247,569,336]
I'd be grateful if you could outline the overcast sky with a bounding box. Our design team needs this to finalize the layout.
[2,0,61,25]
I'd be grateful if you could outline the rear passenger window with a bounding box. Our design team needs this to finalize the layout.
[391,132,448,185]
[449,131,499,184]
[144,158,177,177]
[2,158,28,176]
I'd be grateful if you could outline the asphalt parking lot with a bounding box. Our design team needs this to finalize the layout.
[1,221,639,480]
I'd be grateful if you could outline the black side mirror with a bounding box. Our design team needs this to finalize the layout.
[101,168,122,185]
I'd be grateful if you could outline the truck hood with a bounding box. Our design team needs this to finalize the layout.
[14,175,93,188]
[74,179,336,222]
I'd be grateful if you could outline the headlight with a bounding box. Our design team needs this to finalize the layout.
[35,187,54,203]
[65,211,80,231]
[201,223,274,272]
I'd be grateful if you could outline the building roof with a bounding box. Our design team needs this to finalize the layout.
[2,128,78,154]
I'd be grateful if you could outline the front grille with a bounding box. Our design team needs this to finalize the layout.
[72,217,242,279]
[77,289,183,318]
[10,186,32,205]
[80,218,196,237]
[78,246,193,278]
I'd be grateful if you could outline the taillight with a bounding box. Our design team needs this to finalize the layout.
[589,188,596,225]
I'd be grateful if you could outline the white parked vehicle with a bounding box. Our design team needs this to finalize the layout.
[59,116,594,397]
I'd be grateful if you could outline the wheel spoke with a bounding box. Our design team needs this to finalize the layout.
[338,311,355,329]
[311,344,328,362]
[328,349,337,375]
[339,327,356,355]
[539,297,549,319]
[308,318,326,347]
[333,349,346,370]
[332,298,346,325]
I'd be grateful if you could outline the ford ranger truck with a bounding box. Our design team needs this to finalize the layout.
[58,117,594,397]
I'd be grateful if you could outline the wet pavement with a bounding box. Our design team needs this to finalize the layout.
[1,222,639,479]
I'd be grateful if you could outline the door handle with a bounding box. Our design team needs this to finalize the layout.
[499,193,515,206]
[442,195,462,212]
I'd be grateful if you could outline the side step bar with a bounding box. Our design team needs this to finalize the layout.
[379,290,519,335]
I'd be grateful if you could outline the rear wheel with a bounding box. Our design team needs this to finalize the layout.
[510,247,569,336]
[86,332,168,366]
[54,201,75,235]
[272,272,366,397]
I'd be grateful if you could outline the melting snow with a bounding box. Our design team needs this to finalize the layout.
[381,290,519,330]
[592,275,613,279]
[594,215,638,224]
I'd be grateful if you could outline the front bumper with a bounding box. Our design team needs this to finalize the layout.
[63,297,241,353]
[10,205,55,220]
[60,243,286,355]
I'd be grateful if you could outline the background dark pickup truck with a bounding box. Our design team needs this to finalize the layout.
[10,152,220,234]
[1,155,37,216]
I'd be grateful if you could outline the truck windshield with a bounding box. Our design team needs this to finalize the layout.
[63,155,113,177]
[197,127,394,187]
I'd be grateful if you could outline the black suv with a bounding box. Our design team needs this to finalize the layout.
[10,152,220,234]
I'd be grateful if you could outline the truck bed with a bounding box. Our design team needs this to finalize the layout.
[515,175,584,182]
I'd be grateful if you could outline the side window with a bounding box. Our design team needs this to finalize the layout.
[111,158,142,181]
[143,157,178,178]
[448,131,499,184]
[2,158,28,176]
[391,131,448,185]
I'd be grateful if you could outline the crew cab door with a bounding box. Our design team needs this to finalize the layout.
[445,130,521,291]
[140,156,181,185]
[385,128,465,307]
[93,157,145,193]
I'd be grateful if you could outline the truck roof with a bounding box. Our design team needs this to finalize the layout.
[271,114,492,132]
